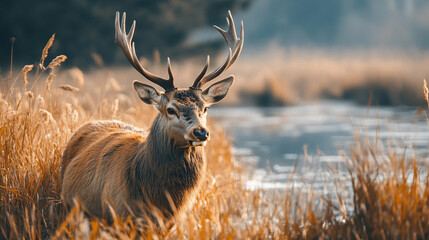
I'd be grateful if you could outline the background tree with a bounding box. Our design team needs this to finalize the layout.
[0,0,251,68]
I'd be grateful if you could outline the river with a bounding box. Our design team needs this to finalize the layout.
[210,101,429,190]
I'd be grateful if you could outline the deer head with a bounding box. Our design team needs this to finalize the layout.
[115,11,243,147]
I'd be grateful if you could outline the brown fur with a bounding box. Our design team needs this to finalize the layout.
[61,65,235,233]
[61,116,206,227]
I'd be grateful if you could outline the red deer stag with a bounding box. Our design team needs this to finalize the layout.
[60,11,243,227]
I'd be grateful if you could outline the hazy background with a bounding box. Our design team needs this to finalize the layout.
[2,0,429,106]
[235,0,429,50]
[0,0,251,67]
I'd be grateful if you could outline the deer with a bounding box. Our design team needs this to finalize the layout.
[60,10,243,229]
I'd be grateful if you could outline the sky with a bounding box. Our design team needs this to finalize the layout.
[189,0,429,52]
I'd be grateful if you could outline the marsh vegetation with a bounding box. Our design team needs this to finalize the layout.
[1,35,429,239]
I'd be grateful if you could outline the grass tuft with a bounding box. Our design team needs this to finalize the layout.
[1,39,429,239]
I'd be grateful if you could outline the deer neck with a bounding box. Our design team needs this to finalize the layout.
[126,115,207,219]
[128,114,206,209]
[130,114,206,183]
[145,114,205,162]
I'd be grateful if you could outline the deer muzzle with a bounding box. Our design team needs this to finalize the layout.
[186,127,210,146]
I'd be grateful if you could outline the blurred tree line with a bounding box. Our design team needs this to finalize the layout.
[0,0,250,68]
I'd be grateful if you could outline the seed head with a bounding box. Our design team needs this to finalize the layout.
[22,65,34,91]
[40,34,55,68]
[47,55,67,69]
[58,85,79,92]
[39,109,55,124]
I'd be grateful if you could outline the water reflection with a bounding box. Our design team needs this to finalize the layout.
[210,101,429,190]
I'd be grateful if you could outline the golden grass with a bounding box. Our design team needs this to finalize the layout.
[1,39,429,239]
[230,48,429,106]
[53,47,429,107]
[39,34,55,70]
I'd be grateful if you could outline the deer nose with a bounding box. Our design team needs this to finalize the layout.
[193,128,209,141]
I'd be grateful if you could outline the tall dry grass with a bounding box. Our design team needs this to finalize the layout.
[232,48,429,106]
[1,38,429,239]
[81,47,428,106]
[51,47,429,107]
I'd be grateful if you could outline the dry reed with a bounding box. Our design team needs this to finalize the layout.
[39,34,55,69]
[58,85,79,92]
[46,55,67,69]
[1,38,429,239]
[21,65,33,91]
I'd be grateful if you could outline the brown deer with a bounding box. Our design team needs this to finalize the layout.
[60,11,243,228]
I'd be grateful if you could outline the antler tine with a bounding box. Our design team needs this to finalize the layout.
[191,56,210,89]
[115,12,175,92]
[196,48,232,88]
[192,10,244,89]
[167,57,174,81]
[229,20,244,66]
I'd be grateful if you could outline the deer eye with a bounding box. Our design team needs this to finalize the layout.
[203,107,209,113]
[167,108,178,117]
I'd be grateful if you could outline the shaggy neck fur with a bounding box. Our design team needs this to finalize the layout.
[127,114,206,220]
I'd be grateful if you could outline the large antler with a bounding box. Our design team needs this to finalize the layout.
[115,12,176,92]
[191,10,244,90]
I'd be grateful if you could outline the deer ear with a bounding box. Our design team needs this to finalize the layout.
[133,81,162,105]
[202,76,234,104]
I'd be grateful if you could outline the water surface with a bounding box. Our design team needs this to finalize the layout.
[210,101,429,190]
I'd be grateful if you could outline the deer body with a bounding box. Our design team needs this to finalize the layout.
[61,117,205,221]
[61,11,243,225]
